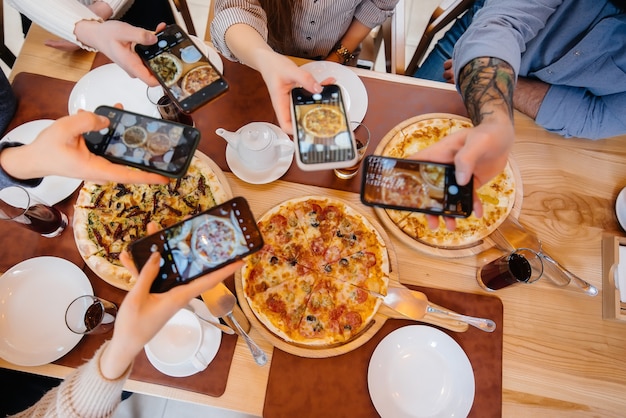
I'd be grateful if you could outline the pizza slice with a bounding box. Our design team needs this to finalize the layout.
[298,277,379,345]
[242,244,315,298]
[322,249,390,295]
[245,271,318,343]
[257,205,317,268]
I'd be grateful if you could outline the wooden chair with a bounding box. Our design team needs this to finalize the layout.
[0,0,17,68]
[169,0,197,36]
[404,0,474,76]
[360,0,405,74]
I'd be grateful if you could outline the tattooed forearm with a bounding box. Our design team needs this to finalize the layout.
[458,57,515,126]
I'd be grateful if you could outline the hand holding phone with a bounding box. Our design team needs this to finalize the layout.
[128,197,264,293]
[291,84,358,171]
[360,155,473,218]
[135,24,228,113]
[83,105,200,178]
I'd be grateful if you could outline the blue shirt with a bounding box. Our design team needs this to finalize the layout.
[453,0,626,139]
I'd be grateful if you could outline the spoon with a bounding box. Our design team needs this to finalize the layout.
[202,284,268,366]
[381,287,496,332]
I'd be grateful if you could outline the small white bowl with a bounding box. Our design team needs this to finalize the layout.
[616,187,626,231]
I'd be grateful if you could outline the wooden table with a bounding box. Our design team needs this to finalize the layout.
[3,25,626,417]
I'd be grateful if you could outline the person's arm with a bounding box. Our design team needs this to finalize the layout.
[325,19,371,64]
[12,224,243,418]
[8,0,161,85]
[0,111,169,185]
[409,57,516,229]
[512,77,549,119]
[223,23,323,133]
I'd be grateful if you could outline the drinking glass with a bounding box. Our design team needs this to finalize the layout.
[333,122,371,179]
[0,186,67,237]
[65,295,118,335]
[146,86,194,126]
[477,248,543,291]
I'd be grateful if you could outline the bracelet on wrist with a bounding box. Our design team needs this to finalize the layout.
[333,43,355,65]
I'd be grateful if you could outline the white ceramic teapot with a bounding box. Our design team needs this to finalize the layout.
[216,122,294,171]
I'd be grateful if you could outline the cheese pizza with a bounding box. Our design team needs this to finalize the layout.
[73,154,230,290]
[380,115,516,248]
[241,197,390,346]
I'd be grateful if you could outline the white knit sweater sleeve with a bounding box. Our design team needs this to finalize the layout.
[10,341,132,418]
[6,0,133,50]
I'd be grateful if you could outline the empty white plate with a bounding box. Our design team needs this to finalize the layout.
[368,325,475,418]
[0,257,93,366]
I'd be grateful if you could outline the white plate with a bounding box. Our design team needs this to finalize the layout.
[0,257,93,366]
[368,325,475,418]
[189,35,224,74]
[1,120,82,204]
[69,63,158,116]
[145,298,222,377]
[616,186,626,231]
[68,38,223,117]
[225,123,293,184]
[300,61,368,123]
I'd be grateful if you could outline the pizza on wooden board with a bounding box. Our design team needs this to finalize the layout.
[381,115,516,248]
[241,196,390,346]
[73,155,230,290]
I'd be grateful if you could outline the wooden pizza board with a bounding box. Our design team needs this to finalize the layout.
[372,113,523,258]
[233,196,468,359]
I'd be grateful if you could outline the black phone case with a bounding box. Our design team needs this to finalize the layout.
[128,197,264,293]
[134,24,228,113]
[360,155,473,217]
[83,105,201,178]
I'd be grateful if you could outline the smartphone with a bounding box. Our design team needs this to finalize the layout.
[291,84,358,171]
[128,197,264,293]
[360,155,473,217]
[83,105,200,178]
[134,24,228,113]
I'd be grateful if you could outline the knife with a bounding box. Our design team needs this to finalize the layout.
[201,282,251,333]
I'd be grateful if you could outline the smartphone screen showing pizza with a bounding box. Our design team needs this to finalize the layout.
[135,24,228,113]
[360,155,473,218]
[291,84,358,171]
[83,105,200,178]
[129,197,264,293]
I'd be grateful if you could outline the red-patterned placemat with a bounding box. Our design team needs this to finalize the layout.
[264,285,503,417]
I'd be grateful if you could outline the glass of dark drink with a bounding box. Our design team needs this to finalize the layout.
[0,186,68,238]
[65,295,118,335]
[334,121,371,180]
[477,248,543,291]
[146,86,194,126]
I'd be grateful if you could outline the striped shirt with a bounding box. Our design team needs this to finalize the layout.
[210,0,398,61]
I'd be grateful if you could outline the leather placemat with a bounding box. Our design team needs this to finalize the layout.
[264,285,503,418]
[53,268,240,397]
[90,53,468,194]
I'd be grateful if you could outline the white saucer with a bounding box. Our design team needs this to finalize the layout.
[300,61,368,123]
[144,299,222,377]
[368,325,475,418]
[225,123,294,184]
[1,120,82,204]
[616,186,626,231]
